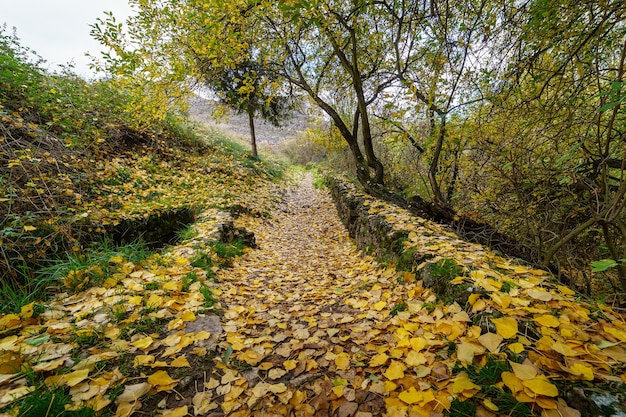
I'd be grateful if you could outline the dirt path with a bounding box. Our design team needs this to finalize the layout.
[213,173,399,416]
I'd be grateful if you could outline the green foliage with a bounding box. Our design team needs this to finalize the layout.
[591,259,624,273]
[451,357,534,417]
[14,385,99,417]
[200,285,217,308]
[36,240,153,293]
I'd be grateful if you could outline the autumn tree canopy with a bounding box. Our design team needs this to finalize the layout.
[92,0,626,291]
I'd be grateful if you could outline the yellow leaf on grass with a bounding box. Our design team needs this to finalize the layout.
[115,382,152,403]
[510,361,538,380]
[134,355,155,367]
[491,317,518,339]
[501,372,523,394]
[0,386,35,406]
[478,332,503,352]
[451,373,481,396]
[384,361,406,380]
[483,398,499,411]
[369,353,389,367]
[146,294,163,308]
[457,342,475,364]
[335,352,351,370]
[132,336,154,350]
[162,281,181,292]
[522,376,558,397]
[508,343,525,354]
[569,363,594,381]
[535,315,560,328]
[20,302,34,319]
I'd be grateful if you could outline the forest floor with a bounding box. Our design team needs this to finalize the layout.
[2,171,626,417]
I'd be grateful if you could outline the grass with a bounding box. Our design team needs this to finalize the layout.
[450,357,534,417]
[35,239,154,294]
[13,385,100,417]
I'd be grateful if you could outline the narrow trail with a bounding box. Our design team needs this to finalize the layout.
[214,173,400,416]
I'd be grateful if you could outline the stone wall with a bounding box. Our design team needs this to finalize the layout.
[327,177,411,265]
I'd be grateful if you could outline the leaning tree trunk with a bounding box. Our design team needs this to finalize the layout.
[247,107,258,159]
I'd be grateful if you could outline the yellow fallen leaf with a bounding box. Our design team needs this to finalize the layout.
[283,359,297,371]
[552,341,579,356]
[181,311,196,322]
[384,380,398,393]
[405,351,427,367]
[268,368,287,379]
[162,281,181,291]
[604,326,626,342]
[193,392,217,414]
[369,353,389,367]
[508,343,525,354]
[335,352,351,370]
[501,371,523,394]
[569,363,593,381]
[20,302,34,319]
[491,317,518,339]
[478,332,503,353]
[170,356,191,368]
[398,386,422,405]
[384,361,406,380]
[510,361,538,380]
[535,315,560,328]
[146,294,163,308]
[373,301,387,311]
[332,385,344,397]
[115,382,152,403]
[148,370,178,388]
[0,386,35,406]
[131,336,154,350]
[269,383,287,393]
[457,342,476,364]
[527,289,552,301]
[451,373,481,396]
[134,355,155,367]
[522,376,558,397]
[483,398,499,411]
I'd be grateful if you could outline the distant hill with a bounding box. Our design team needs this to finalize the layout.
[188,96,320,146]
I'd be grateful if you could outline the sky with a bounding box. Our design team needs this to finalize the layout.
[2,0,135,78]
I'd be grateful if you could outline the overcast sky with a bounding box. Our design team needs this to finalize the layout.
[2,0,135,78]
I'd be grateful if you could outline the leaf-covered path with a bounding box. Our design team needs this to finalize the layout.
[215,172,393,415]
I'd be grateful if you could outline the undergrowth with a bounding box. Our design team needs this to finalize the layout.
[0,29,284,304]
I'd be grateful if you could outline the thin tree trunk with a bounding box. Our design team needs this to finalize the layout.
[248,107,258,159]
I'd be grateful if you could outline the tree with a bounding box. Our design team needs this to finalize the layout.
[197,58,292,159]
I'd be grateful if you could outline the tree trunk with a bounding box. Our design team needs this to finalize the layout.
[247,107,258,159]
[429,113,447,207]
